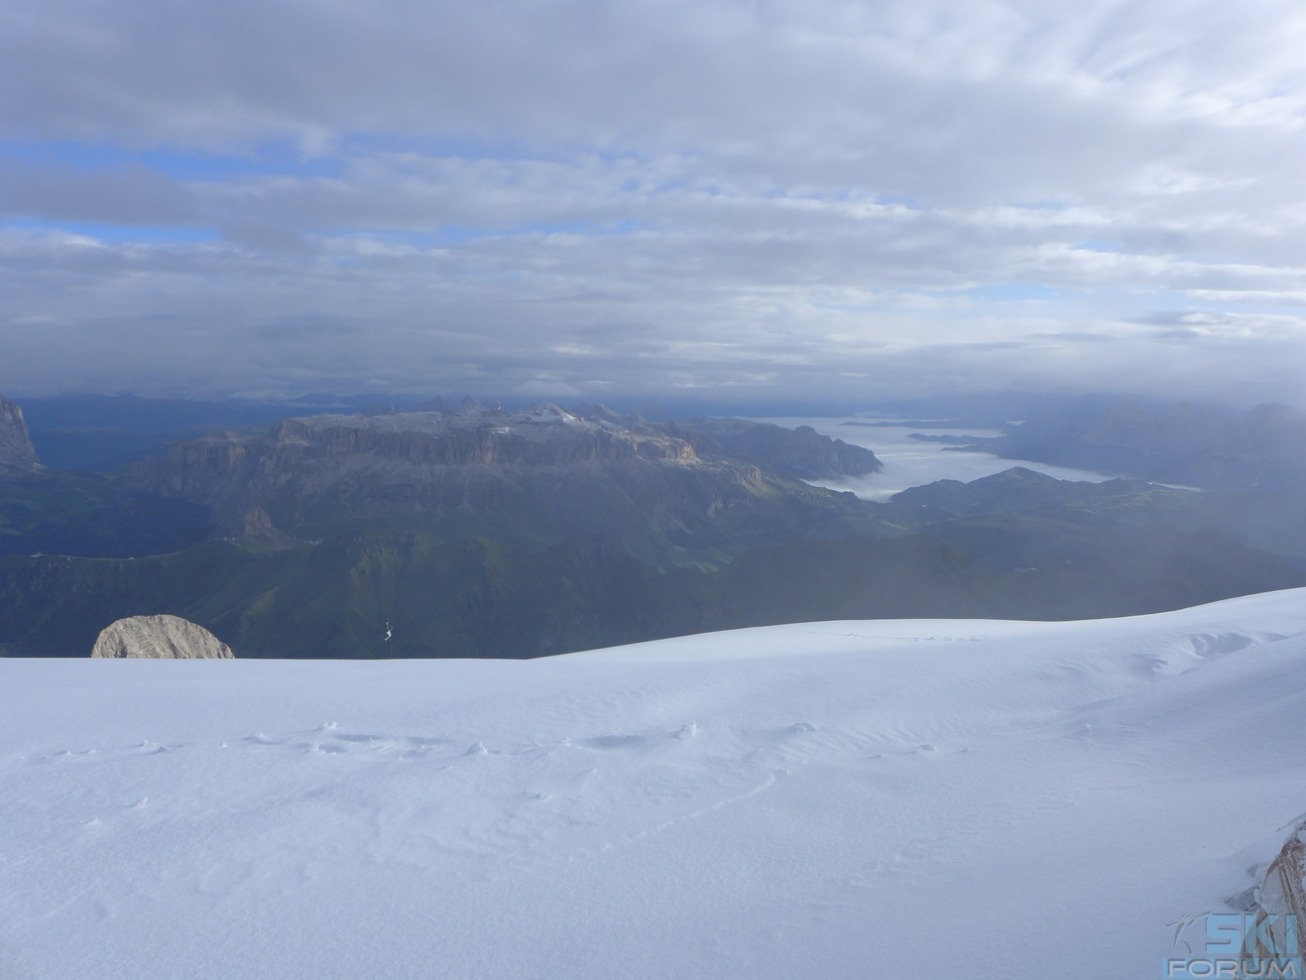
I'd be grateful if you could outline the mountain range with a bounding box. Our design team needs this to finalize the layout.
[2,396,1303,659]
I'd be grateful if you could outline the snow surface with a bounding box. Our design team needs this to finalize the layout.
[6,590,1306,978]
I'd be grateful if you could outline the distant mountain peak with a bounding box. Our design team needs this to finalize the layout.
[521,403,581,424]
[976,466,1059,485]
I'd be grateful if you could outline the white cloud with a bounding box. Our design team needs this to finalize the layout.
[1,0,1306,406]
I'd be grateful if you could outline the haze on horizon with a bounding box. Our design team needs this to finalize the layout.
[3,1,1305,409]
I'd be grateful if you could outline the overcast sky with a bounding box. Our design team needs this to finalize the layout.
[2,0,1305,408]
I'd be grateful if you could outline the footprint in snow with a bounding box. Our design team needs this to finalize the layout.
[243,733,285,746]
[307,742,348,755]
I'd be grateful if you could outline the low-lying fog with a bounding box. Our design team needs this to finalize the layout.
[761,418,1115,500]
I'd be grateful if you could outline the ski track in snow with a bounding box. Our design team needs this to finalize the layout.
[4,590,1306,978]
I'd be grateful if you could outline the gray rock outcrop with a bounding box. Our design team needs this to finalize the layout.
[1243,817,1306,965]
[91,614,236,659]
[0,395,40,474]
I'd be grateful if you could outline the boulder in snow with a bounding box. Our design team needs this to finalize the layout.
[91,615,236,659]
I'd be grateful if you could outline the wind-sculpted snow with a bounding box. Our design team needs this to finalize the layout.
[4,590,1306,978]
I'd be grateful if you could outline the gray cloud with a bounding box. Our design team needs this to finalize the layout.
[2,0,1306,406]
[0,159,195,225]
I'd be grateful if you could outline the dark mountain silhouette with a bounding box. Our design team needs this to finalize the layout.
[0,396,39,475]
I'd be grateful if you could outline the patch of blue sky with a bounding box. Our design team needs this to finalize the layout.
[2,218,218,245]
[1072,239,1124,252]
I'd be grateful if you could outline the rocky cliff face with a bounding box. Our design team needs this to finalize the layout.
[91,614,235,659]
[122,405,866,561]
[0,396,39,474]
[131,405,695,494]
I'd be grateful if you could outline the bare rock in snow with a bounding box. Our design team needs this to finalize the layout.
[1242,816,1306,965]
[91,614,236,659]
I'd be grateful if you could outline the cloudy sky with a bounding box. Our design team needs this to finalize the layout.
[2,0,1305,407]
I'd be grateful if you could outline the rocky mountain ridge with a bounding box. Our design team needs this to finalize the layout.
[4,393,1303,661]
[123,404,878,562]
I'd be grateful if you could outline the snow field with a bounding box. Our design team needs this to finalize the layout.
[5,589,1306,978]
